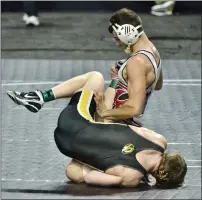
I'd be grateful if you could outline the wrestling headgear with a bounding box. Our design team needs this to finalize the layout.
[109,23,144,52]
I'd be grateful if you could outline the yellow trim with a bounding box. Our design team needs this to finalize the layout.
[77,89,95,122]
[77,89,127,126]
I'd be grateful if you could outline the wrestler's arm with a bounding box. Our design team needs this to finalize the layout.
[95,85,116,123]
[103,87,116,123]
[84,168,141,187]
[104,87,116,110]
[84,170,122,186]
[107,167,141,187]
[100,55,147,121]
[67,160,140,187]
[66,159,122,186]
[104,63,118,110]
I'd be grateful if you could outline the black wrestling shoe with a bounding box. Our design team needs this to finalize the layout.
[7,90,44,113]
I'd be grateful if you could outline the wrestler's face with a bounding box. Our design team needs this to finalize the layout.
[112,31,126,48]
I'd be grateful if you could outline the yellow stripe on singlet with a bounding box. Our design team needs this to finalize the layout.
[77,89,95,122]
[77,89,128,126]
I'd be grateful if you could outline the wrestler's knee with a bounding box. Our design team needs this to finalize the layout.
[82,71,104,92]
[66,163,84,183]
[90,71,104,80]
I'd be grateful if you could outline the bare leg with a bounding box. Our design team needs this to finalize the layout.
[66,159,92,183]
[62,73,105,181]
[53,71,104,99]
[7,71,104,113]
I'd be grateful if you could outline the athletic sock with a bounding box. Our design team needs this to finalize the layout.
[42,89,56,102]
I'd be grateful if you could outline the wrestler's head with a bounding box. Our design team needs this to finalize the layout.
[153,153,187,188]
[108,8,144,54]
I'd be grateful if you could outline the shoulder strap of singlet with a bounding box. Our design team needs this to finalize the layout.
[118,50,161,87]
[117,57,131,85]
[135,50,159,89]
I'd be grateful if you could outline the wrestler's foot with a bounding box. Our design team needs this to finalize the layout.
[151,1,175,12]
[151,10,173,16]
[22,14,40,27]
[151,1,175,16]
[7,90,44,113]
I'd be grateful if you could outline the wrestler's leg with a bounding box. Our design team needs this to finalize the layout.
[7,71,104,113]
[53,71,104,98]
[55,72,104,182]
[66,159,92,183]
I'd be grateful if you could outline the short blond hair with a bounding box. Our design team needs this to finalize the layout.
[156,153,187,188]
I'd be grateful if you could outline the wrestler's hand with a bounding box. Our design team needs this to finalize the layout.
[111,64,119,80]
[94,91,107,117]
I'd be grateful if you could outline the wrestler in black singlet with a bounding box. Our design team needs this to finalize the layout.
[54,90,164,176]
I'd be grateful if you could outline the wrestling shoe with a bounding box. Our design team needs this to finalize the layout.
[26,16,40,26]
[7,90,44,113]
[151,1,175,16]
[22,13,29,22]
[151,10,173,16]
[151,1,175,12]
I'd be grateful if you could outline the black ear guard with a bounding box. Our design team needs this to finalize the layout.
[108,25,113,33]
[108,23,118,34]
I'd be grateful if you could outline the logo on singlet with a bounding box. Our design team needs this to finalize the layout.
[122,144,135,154]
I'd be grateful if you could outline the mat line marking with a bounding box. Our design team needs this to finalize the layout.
[2,139,201,146]
[2,83,201,86]
[20,157,67,180]
[1,178,201,184]
[2,79,202,82]
[2,159,200,162]
[13,107,201,112]
[1,79,201,86]
[168,143,201,145]
[163,83,200,86]
[1,178,66,183]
